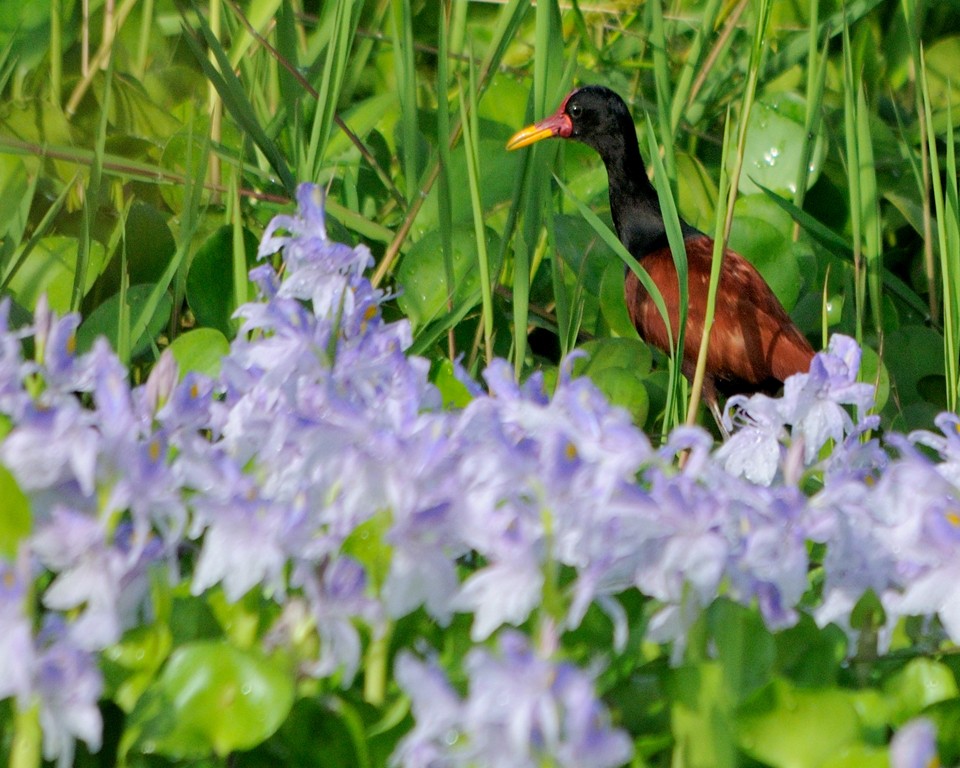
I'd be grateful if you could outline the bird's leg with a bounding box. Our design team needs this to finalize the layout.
[708,397,729,440]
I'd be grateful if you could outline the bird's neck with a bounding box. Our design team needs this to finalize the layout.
[599,137,695,258]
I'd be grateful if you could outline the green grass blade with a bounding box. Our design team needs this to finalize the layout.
[0,173,78,294]
[669,0,723,138]
[391,0,419,200]
[437,4,456,361]
[180,2,296,194]
[856,82,883,336]
[842,14,865,343]
[643,115,686,433]
[646,0,676,188]
[303,0,361,181]
[459,63,494,365]
[72,56,113,313]
[792,33,829,233]
[553,174,674,364]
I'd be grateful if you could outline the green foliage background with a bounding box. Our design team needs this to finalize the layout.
[2,0,960,765]
[0,0,957,434]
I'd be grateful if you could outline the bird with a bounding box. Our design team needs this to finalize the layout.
[506,85,814,431]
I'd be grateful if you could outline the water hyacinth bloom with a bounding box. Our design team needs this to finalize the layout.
[719,334,877,484]
[890,718,939,768]
[0,555,35,703]
[34,618,104,768]
[391,632,632,768]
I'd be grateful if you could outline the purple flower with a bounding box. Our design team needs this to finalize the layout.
[890,718,939,768]
[294,557,382,684]
[717,393,785,485]
[0,554,35,702]
[0,399,99,502]
[34,618,104,768]
[391,631,632,768]
[31,509,161,650]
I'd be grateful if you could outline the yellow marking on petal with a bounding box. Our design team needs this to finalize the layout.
[149,439,161,463]
[3,569,14,589]
[67,333,76,355]
[565,441,577,460]
[190,382,199,399]
[947,511,960,528]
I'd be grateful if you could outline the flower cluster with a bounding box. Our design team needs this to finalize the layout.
[0,183,957,764]
[392,631,632,768]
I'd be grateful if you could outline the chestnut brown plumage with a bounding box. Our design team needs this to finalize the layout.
[507,85,814,427]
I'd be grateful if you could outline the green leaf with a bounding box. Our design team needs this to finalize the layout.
[125,641,295,759]
[395,226,501,330]
[737,678,862,768]
[819,743,889,768]
[186,225,259,337]
[121,202,178,287]
[739,94,826,196]
[76,283,173,357]
[0,155,30,243]
[668,662,738,768]
[883,325,947,429]
[168,328,231,379]
[574,338,651,425]
[708,600,775,705]
[0,464,30,557]
[431,358,475,409]
[5,236,107,313]
[598,261,640,340]
[103,624,173,713]
[728,216,801,311]
[883,658,959,726]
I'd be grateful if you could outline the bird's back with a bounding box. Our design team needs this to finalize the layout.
[624,234,814,398]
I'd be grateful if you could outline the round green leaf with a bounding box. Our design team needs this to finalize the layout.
[575,338,652,424]
[76,284,173,358]
[145,641,294,757]
[122,202,177,286]
[739,94,826,196]
[728,216,802,311]
[883,658,959,726]
[7,236,107,313]
[882,325,946,429]
[186,225,259,337]
[168,328,231,379]
[395,225,501,330]
[738,678,862,768]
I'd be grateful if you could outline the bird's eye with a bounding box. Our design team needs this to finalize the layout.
[569,104,582,118]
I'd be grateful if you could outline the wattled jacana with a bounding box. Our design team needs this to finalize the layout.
[506,85,814,429]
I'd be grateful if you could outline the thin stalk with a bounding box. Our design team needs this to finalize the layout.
[65,0,137,116]
[669,0,723,138]
[792,32,829,241]
[50,0,62,102]
[437,2,456,361]
[391,0,419,201]
[72,56,113,312]
[842,20,865,344]
[647,0,676,189]
[686,107,733,428]
[901,0,937,323]
[685,0,771,428]
[459,65,495,365]
[135,0,154,78]
[920,49,959,411]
